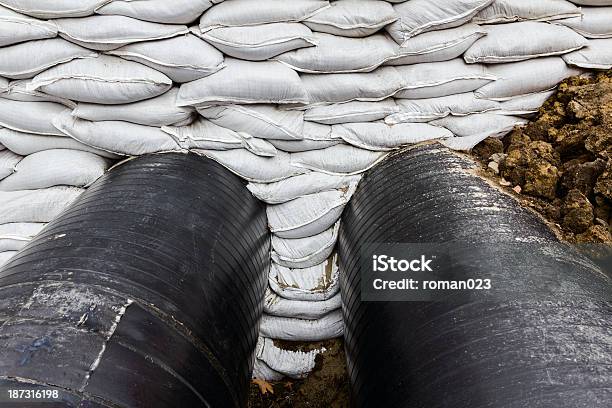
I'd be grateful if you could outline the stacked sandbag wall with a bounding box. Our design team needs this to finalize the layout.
[0,0,611,380]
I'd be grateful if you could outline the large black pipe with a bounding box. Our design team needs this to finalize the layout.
[0,153,269,408]
[339,144,611,408]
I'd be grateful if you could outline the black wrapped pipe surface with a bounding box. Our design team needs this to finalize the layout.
[339,144,611,408]
[0,153,270,408]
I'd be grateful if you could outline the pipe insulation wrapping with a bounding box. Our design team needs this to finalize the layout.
[0,153,270,408]
[339,143,611,408]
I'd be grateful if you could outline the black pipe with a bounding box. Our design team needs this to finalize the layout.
[0,153,270,408]
[339,144,611,408]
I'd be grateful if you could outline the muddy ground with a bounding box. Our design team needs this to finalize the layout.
[248,71,611,407]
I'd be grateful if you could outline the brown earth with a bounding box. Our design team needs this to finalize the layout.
[473,70,612,243]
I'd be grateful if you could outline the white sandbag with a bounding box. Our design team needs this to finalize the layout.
[1,79,76,107]
[304,100,398,125]
[199,0,329,31]
[333,122,453,151]
[0,0,109,18]
[194,23,316,61]
[198,104,304,141]
[493,91,555,116]
[96,0,213,24]
[161,117,243,150]
[0,149,21,180]
[386,0,493,45]
[0,251,16,266]
[0,149,110,191]
[53,110,181,156]
[0,186,84,223]
[267,188,355,239]
[0,128,118,158]
[28,55,172,105]
[473,0,582,24]
[303,0,397,37]
[291,144,387,175]
[177,58,308,106]
[253,359,284,382]
[475,57,583,100]
[276,32,397,73]
[248,172,360,204]
[464,22,587,64]
[394,59,496,99]
[0,38,97,79]
[107,34,224,83]
[0,222,44,252]
[265,289,341,320]
[562,39,612,69]
[0,99,67,136]
[259,310,343,341]
[556,7,612,38]
[0,4,57,46]
[386,93,499,124]
[271,225,338,269]
[301,66,405,105]
[434,113,528,150]
[198,149,307,183]
[73,88,194,127]
[269,256,339,301]
[54,15,188,51]
[255,337,323,380]
[386,24,486,66]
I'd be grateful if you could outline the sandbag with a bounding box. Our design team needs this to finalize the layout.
[265,289,341,320]
[0,186,84,223]
[54,15,188,51]
[53,109,181,156]
[269,256,339,301]
[562,38,612,69]
[494,91,555,116]
[333,122,453,151]
[247,172,360,204]
[0,127,118,158]
[0,222,44,252]
[194,23,316,61]
[28,55,173,104]
[301,66,405,105]
[291,144,387,175]
[556,7,612,38]
[0,4,57,46]
[304,99,398,125]
[199,0,330,31]
[0,149,110,191]
[0,99,67,136]
[473,0,582,24]
[275,32,397,73]
[303,0,397,37]
[387,0,493,45]
[96,0,213,24]
[271,224,339,268]
[259,310,343,341]
[394,59,495,99]
[0,0,109,18]
[0,79,76,107]
[198,149,307,182]
[72,88,194,127]
[0,149,21,180]
[475,57,583,100]
[107,34,225,83]
[177,58,308,106]
[198,104,304,141]
[386,24,486,66]
[255,337,322,380]
[0,38,96,79]
[386,92,499,124]
[464,22,588,64]
[267,188,355,239]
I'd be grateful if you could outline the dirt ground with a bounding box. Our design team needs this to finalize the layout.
[248,70,612,408]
